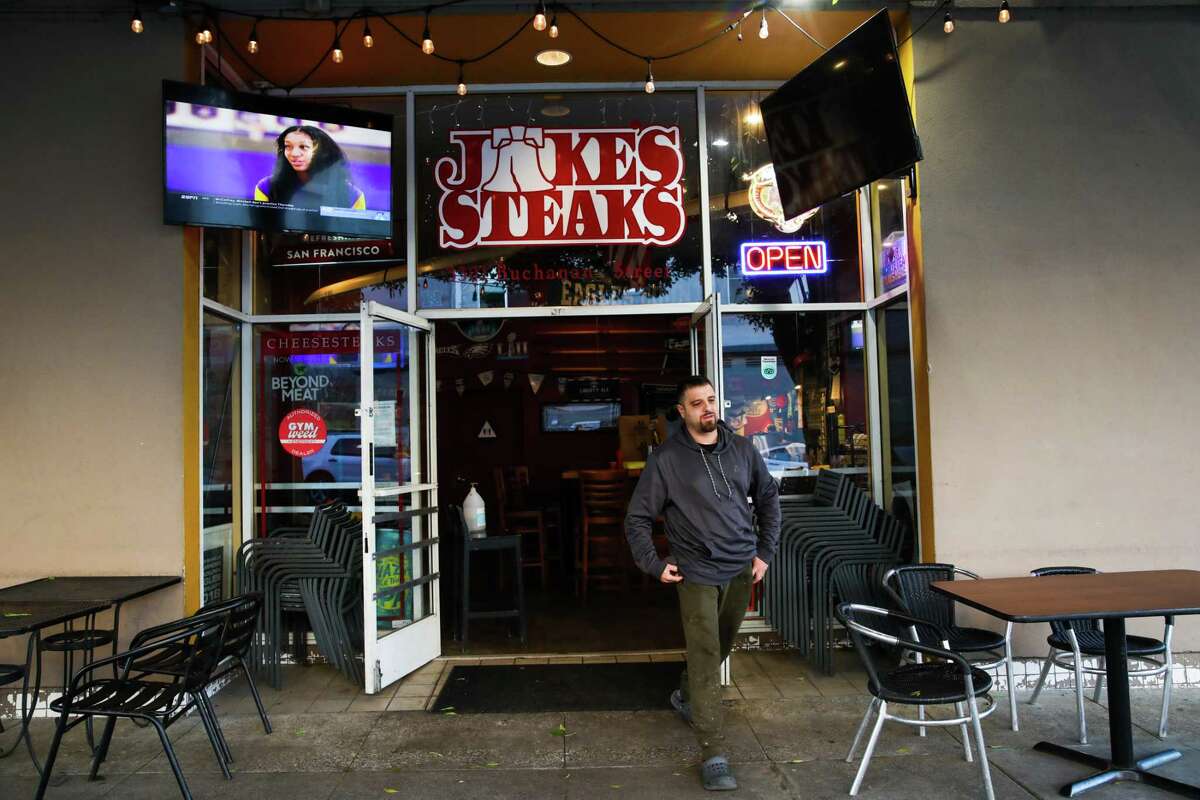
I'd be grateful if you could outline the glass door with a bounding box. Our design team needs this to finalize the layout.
[689,294,725,415]
[359,300,440,693]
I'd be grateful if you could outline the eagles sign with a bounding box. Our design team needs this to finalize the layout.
[435,125,687,249]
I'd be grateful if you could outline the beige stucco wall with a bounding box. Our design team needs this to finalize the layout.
[914,7,1200,653]
[0,18,189,666]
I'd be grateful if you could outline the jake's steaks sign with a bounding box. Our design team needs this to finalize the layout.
[435,125,686,249]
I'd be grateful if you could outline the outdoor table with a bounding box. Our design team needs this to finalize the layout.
[932,569,1200,798]
[0,576,181,776]
[0,599,111,774]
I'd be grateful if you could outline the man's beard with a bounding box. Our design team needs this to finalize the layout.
[696,417,717,433]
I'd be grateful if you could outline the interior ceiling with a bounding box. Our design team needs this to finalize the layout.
[204,8,890,88]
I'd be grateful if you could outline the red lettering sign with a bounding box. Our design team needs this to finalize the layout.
[739,241,828,277]
[435,126,686,249]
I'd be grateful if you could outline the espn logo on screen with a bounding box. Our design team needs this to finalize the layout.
[739,241,828,278]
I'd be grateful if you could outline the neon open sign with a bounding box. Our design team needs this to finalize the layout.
[739,241,828,277]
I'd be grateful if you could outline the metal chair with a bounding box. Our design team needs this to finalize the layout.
[836,602,997,800]
[37,612,233,800]
[883,564,1019,733]
[1027,566,1174,744]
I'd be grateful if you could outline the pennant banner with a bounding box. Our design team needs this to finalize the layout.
[529,373,545,394]
[503,372,514,390]
[479,370,494,387]
[455,377,465,397]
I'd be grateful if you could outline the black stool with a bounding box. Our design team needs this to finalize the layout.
[0,663,25,735]
[42,620,115,749]
[450,506,526,647]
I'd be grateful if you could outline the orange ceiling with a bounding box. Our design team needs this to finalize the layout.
[212,9,899,89]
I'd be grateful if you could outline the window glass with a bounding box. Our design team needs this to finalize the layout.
[721,311,869,490]
[878,301,917,553]
[203,228,242,309]
[875,178,908,294]
[416,92,703,308]
[254,96,406,314]
[202,313,240,602]
[705,91,863,304]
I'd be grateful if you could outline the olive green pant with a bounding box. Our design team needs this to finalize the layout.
[677,563,755,761]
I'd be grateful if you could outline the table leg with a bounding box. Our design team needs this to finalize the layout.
[1033,616,1192,797]
[0,631,46,777]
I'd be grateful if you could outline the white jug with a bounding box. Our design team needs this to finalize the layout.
[464,483,487,539]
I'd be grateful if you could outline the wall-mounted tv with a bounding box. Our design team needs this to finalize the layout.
[760,10,921,220]
[541,402,621,433]
[163,81,393,237]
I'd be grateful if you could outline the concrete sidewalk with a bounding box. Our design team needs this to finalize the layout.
[3,652,1198,799]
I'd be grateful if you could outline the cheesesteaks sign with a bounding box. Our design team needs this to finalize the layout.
[436,125,686,249]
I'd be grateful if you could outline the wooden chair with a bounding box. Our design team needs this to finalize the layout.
[493,466,559,588]
[577,469,632,601]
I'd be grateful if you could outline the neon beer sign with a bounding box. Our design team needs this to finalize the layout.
[435,125,686,248]
[739,241,828,277]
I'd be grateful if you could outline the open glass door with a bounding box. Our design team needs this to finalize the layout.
[690,294,725,413]
[359,300,440,693]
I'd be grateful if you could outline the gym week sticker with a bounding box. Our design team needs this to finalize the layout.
[278,409,328,458]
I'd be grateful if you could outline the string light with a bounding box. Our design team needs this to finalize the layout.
[533,2,548,32]
[549,9,559,38]
[332,33,344,63]
[195,25,212,45]
[644,59,655,94]
[943,10,955,33]
[130,5,144,34]
[362,17,374,48]
[248,20,259,54]
[758,7,769,40]
[421,13,435,55]
[736,22,743,42]
[456,62,468,96]
[998,0,1011,23]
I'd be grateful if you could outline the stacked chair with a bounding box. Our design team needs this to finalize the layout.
[763,470,911,673]
[237,501,365,687]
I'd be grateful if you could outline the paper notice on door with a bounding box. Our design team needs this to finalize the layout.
[375,401,397,447]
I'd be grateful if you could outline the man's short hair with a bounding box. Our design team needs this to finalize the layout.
[676,375,714,405]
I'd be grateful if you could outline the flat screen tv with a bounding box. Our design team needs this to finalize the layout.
[163,81,393,237]
[541,402,621,433]
[760,10,921,220]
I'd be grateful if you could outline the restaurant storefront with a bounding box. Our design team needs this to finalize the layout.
[198,76,926,691]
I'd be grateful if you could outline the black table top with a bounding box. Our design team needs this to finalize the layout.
[0,576,181,606]
[0,599,112,635]
[931,569,1200,623]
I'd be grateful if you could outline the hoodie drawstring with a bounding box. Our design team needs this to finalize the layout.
[700,450,734,500]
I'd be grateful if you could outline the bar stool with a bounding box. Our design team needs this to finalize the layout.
[493,466,560,588]
[452,505,526,647]
[577,469,632,601]
[42,615,115,749]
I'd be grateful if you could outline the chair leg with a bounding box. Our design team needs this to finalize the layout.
[238,658,273,734]
[955,702,974,762]
[537,520,548,589]
[968,694,996,800]
[194,693,232,780]
[846,698,879,763]
[1092,659,1104,703]
[201,693,234,764]
[1159,649,1173,739]
[149,718,194,800]
[34,712,69,800]
[1028,646,1054,705]
[1070,649,1088,745]
[849,700,888,796]
[914,651,927,737]
[1004,623,1019,732]
[88,717,118,780]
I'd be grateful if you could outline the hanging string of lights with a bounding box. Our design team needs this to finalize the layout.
[123,0,1012,93]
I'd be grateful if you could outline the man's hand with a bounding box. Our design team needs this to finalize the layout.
[752,557,769,584]
[660,563,684,583]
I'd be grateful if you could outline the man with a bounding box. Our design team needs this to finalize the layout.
[625,376,781,791]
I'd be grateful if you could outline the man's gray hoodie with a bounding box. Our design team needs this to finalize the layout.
[625,419,782,586]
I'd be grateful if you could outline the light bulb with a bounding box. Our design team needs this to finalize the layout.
[533,8,547,32]
[737,26,743,42]
[421,23,434,55]
[998,0,1011,23]
[195,29,207,45]
[758,9,769,39]
[131,8,144,34]
[644,62,655,94]
[549,17,559,38]
[248,23,259,54]
[943,12,955,33]
[457,81,468,96]
[204,28,213,44]
[332,43,344,63]
[363,20,374,48]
